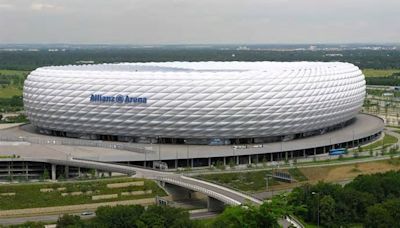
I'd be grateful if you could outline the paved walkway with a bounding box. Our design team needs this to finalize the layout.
[0,114,384,162]
[16,157,263,206]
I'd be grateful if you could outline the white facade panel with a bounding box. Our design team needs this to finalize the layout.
[23,61,365,139]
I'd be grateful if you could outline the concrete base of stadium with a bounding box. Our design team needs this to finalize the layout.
[0,113,385,173]
[0,159,112,181]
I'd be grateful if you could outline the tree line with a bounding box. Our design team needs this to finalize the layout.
[1,49,400,71]
[9,170,400,227]
[289,170,400,227]
[366,72,400,86]
[10,195,299,228]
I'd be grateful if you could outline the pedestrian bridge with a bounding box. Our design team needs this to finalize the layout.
[156,175,262,207]
[18,157,262,209]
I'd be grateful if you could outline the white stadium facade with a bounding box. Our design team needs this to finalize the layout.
[20,61,384,168]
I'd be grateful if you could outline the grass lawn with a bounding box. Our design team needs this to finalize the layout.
[0,86,22,98]
[361,133,398,151]
[0,69,28,99]
[197,168,307,192]
[0,69,29,76]
[0,177,166,210]
[362,68,400,77]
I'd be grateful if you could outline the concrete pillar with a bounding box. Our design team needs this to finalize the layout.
[223,157,226,166]
[291,151,293,159]
[163,183,193,201]
[303,150,306,158]
[270,153,273,162]
[78,167,81,177]
[64,166,69,179]
[95,169,99,177]
[248,155,251,164]
[207,197,225,212]
[314,148,317,156]
[191,159,194,168]
[285,152,288,161]
[25,162,29,180]
[236,156,239,165]
[51,164,56,181]
[175,160,178,169]
[208,157,211,167]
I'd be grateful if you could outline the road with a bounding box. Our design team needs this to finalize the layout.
[0,212,95,226]
[0,210,220,225]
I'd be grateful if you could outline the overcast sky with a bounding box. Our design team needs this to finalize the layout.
[0,0,399,44]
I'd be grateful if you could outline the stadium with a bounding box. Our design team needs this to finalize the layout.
[23,61,367,145]
[0,60,380,169]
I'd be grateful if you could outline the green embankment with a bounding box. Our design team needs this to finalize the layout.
[361,133,398,151]
[0,177,166,210]
[197,168,307,192]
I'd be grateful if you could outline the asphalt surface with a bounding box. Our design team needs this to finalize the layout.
[0,212,95,226]
[0,210,220,225]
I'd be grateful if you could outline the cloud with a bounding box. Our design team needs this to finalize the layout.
[31,3,63,11]
[0,0,399,44]
[0,3,14,10]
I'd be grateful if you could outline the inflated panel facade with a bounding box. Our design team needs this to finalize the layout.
[23,62,365,139]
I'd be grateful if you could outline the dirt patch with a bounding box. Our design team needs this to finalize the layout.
[266,160,400,191]
[300,160,400,183]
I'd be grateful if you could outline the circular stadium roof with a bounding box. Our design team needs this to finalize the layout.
[23,61,365,140]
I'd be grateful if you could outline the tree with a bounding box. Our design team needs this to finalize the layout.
[381,199,400,222]
[365,205,394,228]
[139,205,193,228]
[319,195,335,227]
[42,168,50,180]
[94,205,145,228]
[212,204,280,228]
[56,214,84,228]
[228,159,236,169]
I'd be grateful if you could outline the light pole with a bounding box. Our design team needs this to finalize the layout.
[312,191,320,228]
[265,175,270,191]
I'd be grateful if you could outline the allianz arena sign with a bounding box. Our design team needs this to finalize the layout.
[90,94,147,104]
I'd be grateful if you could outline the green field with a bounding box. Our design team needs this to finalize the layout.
[362,68,400,78]
[0,177,166,210]
[361,133,398,151]
[197,168,307,192]
[0,86,22,98]
[0,69,27,113]
[0,69,28,98]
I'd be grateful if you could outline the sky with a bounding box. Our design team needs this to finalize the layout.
[0,0,399,44]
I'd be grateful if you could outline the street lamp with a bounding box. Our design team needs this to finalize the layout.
[312,191,320,228]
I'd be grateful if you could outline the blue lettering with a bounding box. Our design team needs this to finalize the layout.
[90,94,147,104]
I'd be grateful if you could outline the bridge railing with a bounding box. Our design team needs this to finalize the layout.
[0,135,153,154]
[156,176,241,206]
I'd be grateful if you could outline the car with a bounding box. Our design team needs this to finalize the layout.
[81,211,94,216]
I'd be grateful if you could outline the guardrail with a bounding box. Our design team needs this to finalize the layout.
[286,215,305,228]
[156,176,241,205]
[72,157,163,173]
[0,135,153,154]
